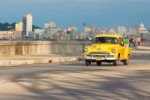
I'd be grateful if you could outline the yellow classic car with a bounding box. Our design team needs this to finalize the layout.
[84,33,131,66]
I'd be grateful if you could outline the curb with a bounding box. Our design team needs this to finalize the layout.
[0,57,79,67]
[0,54,150,67]
[0,59,53,67]
[131,54,150,57]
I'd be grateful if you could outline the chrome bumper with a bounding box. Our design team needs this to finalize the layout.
[84,56,117,61]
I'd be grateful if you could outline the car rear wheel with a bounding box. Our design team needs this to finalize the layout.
[85,60,91,66]
[97,61,102,66]
[123,55,129,65]
[123,59,128,65]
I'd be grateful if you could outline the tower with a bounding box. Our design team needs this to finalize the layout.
[22,14,33,37]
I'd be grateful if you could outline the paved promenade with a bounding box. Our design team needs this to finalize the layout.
[132,46,150,57]
[0,46,150,67]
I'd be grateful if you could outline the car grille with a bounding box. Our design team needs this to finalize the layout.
[88,52,113,58]
[89,52,109,55]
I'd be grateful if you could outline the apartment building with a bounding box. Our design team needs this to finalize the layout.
[0,31,22,40]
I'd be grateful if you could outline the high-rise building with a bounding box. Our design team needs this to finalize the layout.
[22,14,33,37]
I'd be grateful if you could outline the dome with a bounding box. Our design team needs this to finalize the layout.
[140,22,144,29]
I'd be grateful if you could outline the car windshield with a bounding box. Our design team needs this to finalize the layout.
[93,37,118,44]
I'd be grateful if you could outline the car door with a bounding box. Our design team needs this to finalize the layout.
[119,37,126,60]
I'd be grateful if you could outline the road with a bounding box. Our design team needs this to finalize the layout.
[0,56,150,100]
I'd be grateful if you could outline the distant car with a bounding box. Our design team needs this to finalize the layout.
[84,33,131,66]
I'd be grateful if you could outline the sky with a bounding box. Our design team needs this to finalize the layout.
[0,0,150,31]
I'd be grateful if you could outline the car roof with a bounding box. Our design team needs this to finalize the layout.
[94,33,122,38]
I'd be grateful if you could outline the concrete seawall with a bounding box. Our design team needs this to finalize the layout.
[0,41,149,57]
[0,41,91,57]
[0,41,150,66]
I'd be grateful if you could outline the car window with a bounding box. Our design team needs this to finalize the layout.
[93,37,118,44]
[119,37,124,46]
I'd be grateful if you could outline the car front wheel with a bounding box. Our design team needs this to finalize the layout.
[113,60,118,66]
[113,56,119,66]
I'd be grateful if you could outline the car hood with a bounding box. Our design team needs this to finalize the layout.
[90,44,119,53]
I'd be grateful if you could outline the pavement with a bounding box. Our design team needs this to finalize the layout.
[131,46,150,57]
[0,54,80,67]
[0,46,150,67]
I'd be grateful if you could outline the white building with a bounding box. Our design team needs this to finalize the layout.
[109,28,117,34]
[139,22,146,32]
[139,22,149,33]
[22,14,33,37]
[117,26,127,36]
[139,22,149,38]
[67,26,77,32]
[29,29,45,39]
[45,21,56,29]
[98,27,107,34]
[84,24,96,33]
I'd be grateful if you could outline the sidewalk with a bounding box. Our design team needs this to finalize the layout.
[0,46,150,67]
[0,54,81,67]
[131,46,150,57]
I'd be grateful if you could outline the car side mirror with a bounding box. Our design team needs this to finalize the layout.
[120,42,124,46]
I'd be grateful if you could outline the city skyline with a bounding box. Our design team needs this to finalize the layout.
[0,0,150,31]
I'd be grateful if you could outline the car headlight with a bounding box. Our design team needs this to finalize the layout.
[84,48,88,52]
[111,49,116,53]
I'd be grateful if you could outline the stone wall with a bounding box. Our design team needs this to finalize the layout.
[0,41,91,56]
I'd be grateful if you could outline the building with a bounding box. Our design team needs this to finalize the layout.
[84,24,96,33]
[22,14,33,37]
[67,26,77,32]
[45,21,56,29]
[98,27,107,34]
[0,31,22,40]
[129,26,139,36]
[15,22,23,32]
[29,29,45,39]
[117,26,127,36]
[44,22,59,39]
[109,28,117,34]
[138,22,149,38]
[139,22,146,32]
[84,26,92,33]
[91,24,96,33]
